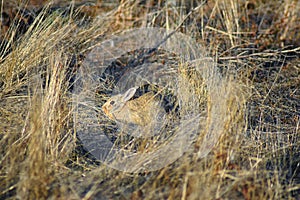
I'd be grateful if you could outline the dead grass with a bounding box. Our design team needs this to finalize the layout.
[0,0,299,199]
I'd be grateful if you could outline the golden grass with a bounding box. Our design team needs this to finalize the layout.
[0,0,299,199]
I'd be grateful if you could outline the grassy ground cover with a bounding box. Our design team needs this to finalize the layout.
[0,0,299,199]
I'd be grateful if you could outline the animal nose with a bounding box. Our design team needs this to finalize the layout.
[102,104,109,115]
[102,104,115,120]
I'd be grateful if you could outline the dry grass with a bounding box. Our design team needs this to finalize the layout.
[0,0,299,199]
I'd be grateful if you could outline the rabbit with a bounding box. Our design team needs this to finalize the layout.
[102,87,166,137]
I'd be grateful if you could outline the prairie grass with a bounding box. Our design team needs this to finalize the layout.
[0,0,299,199]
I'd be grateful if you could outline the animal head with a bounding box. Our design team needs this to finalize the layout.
[102,87,138,120]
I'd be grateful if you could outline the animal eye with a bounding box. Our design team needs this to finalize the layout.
[110,100,115,105]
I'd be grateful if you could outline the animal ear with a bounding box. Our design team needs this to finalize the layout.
[122,87,137,102]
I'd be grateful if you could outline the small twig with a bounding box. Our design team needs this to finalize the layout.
[261,58,285,104]
[150,1,207,52]
[218,48,299,61]
[129,1,207,66]
[281,46,300,53]
[218,52,278,61]
[205,26,240,39]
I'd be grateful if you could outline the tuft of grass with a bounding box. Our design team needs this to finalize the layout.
[0,0,299,199]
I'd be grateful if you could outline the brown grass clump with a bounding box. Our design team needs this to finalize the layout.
[0,0,299,199]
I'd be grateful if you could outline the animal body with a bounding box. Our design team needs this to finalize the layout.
[102,87,166,137]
